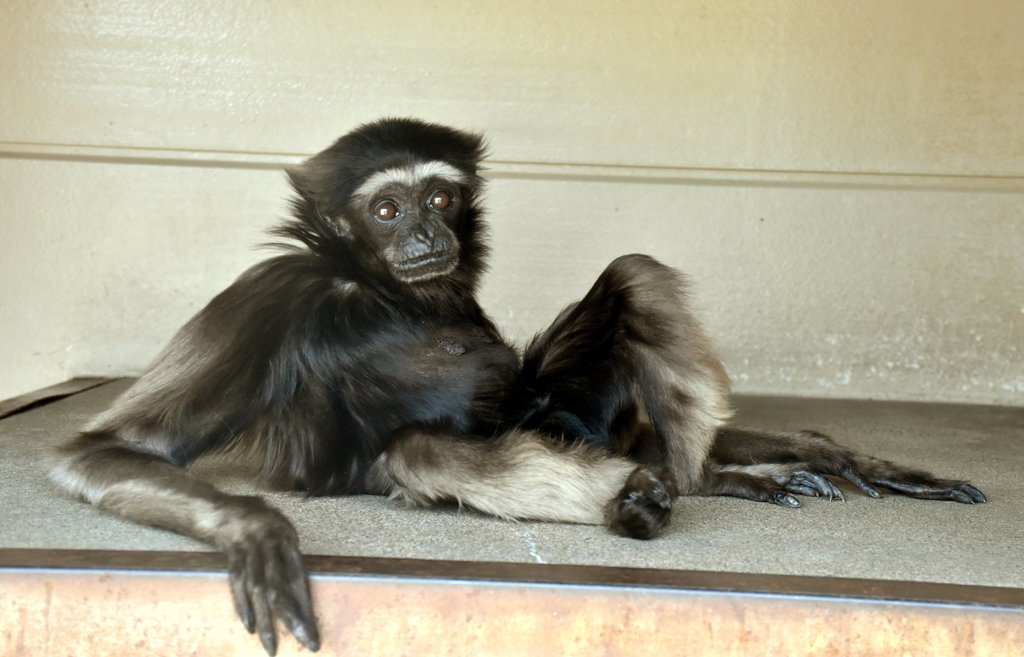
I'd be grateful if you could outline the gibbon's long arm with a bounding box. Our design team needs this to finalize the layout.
[52,433,319,655]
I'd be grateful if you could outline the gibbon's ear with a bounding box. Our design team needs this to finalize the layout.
[286,156,327,204]
[286,150,360,227]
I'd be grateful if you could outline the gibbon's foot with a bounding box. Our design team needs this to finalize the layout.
[773,469,845,501]
[768,467,985,505]
[771,466,985,505]
[606,467,674,539]
[711,428,986,505]
[869,477,987,503]
[829,463,987,504]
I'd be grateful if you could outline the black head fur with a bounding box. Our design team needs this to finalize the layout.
[288,118,487,210]
[275,118,490,305]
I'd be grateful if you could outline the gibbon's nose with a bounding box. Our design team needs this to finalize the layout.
[403,219,442,259]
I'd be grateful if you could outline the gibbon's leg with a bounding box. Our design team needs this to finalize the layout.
[50,432,319,655]
[705,427,986,504]
[380,428,675,539]
[383,255,738,539]
[380,427,649,526]
[518,254,733,536]
[596,415,847,508]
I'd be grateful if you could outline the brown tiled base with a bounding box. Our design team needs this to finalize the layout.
[2,549,1022,656]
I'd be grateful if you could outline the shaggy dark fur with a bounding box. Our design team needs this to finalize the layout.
[51,119,985,655]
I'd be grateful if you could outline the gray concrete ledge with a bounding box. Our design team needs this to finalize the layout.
[1,380,1020,588]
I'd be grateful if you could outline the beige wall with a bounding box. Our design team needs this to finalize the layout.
[1,0,1021,405]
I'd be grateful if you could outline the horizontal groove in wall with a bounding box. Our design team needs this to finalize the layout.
[2,141,1023,193]
[0,141,306,170]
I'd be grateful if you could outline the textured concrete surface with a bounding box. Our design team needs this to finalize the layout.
[1,380,1020,587]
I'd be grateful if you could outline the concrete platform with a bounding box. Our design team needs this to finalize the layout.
[3,379,1020,585]
[1,380,1021,656]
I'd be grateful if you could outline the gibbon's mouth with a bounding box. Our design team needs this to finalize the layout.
[393,251,459,282]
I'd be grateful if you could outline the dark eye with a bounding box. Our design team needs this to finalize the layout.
[373,200,399,222]
[428,190,452,210]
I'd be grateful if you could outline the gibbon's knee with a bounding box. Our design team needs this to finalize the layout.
[601,253,688,311]
[603,253,679,285]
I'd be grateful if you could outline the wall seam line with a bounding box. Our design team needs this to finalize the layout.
[2,141,1022,192]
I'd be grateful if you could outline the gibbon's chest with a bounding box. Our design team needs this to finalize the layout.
[402,322,519,399]
[342,321,520,432]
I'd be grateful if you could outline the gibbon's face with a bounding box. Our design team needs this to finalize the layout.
[349,160,466,283]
